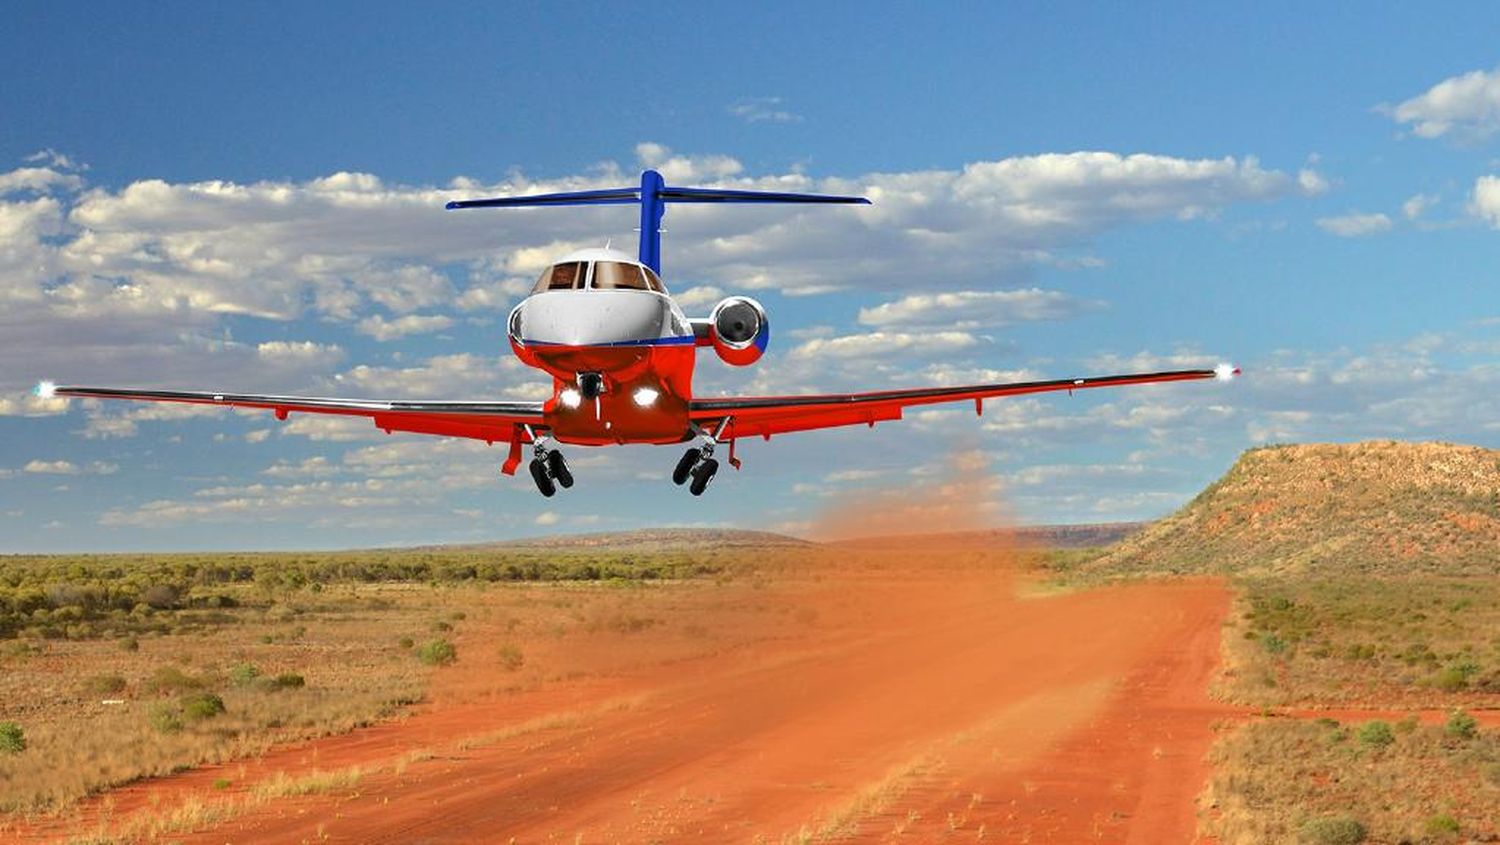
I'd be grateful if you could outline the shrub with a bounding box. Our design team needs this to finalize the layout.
[84,674,127,695]
[416,639,456,666]
[1298,815,1367,845]
[212,778,232,790]
[1445,709,1478,741]
[258,672,305,691]
[1432,666,1469,692]
[140,583,182,610]
[181,693,226,722]
[497,644,524,672]
[1424,814,1460,839]
[432,620,453,633]
[1355,720,1394,748]
[398,636,414,649]
[148,702,183,734]
[119,636,139,652]
[229,662,261,687]
[0,722,25,754]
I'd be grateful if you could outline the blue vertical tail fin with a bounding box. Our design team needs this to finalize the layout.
[445,170,870,274]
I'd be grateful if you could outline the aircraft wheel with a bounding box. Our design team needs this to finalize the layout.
[529,458,557,497]
[672,448,702,485]
[688,457,719,496]
[547,450,574,489]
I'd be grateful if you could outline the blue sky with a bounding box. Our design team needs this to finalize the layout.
[2,2,1497,551]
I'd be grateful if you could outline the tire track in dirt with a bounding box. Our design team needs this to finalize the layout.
[144,571,1232,844]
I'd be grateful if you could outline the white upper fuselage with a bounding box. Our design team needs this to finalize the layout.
[508,248,692,349]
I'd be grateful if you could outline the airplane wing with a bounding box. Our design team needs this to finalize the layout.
[41,384,545,445]
[688,366,1237,440]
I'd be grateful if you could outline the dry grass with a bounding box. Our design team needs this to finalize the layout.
[0,583,444,814]
[1216,576,1500,707]
[1206,716,1500,844]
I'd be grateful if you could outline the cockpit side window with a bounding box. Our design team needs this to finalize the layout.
[534,262,586,293]
[592,261,650,291]
[641,266,667,293]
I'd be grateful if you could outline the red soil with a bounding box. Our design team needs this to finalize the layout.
[18,550,1235,845]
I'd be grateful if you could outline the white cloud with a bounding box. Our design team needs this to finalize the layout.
[1471,175,1500,228]
[728,97,803,124]
[534,510,560,526]
[1402,193,1437,220]
[1315,212,1393,237]
[788,331,983,361]
[857,289,1101,329]
[672,285,725,309]
[22,459,116,475]
[355,313,455,341]
[1385,66,1500,140]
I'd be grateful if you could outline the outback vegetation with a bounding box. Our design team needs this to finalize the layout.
[0,535,798,819]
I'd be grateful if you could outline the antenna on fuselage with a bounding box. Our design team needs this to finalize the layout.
[445,170,870,275]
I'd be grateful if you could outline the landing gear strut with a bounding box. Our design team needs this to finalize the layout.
[527,437,573,497]
[673,419,732,496]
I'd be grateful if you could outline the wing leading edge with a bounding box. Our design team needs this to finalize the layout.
[43,385,545,444]
[688,366,1237,439]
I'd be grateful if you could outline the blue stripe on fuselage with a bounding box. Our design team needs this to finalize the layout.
[520,335,697,348]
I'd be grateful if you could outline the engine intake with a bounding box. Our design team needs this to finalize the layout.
[709,296,769,366]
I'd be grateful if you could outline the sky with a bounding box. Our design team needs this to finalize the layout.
[1,2,1497,552]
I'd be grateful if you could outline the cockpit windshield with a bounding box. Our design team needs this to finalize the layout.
[533,260,668,294]
[592,261,650,291]
[533,261,586,293]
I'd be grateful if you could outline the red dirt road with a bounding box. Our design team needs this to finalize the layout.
[22,555,1233,844]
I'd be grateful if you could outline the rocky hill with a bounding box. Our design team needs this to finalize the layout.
[1083,441,1499,577]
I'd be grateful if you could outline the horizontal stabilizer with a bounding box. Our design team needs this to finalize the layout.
[445,187,641,210]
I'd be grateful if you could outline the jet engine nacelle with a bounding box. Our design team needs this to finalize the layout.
[709,296,769,366]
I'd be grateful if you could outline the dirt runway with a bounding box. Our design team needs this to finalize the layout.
[20,546,1231,844]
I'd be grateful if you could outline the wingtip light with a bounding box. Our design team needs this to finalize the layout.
[1213,363,1240,381]
[34,380,56,399]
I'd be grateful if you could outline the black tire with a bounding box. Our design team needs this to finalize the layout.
[529,458,556,497]
[688,457,719,496]
[547,450,574,489]
[672,448,701,485]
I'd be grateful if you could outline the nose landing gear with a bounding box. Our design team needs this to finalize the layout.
[527,438,574,497]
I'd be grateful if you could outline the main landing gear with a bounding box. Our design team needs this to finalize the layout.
[674,420,734,496]
[673,447,719,496]
[527,439,573,497]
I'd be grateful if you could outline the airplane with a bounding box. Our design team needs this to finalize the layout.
[40,169,1239,497]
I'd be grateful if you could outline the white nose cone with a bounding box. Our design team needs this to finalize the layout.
[1214,363,1240,381]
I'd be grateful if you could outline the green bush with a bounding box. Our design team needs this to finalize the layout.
[119,636,139,652]
[416,639,456,666]
[1298,815,1367,845]
[148,702,183,734]
[228,662,261,687]
[181,693,225,722]
[497,644,524,672]
[212,777,232,790]
[1355,720,1394,748]
[1445,709,1478,740]
[1424,814,1460,839]
[0,722,25,754]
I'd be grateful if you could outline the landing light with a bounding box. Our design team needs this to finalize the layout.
[34,381,56,399]
[632,387,660,407]
[1214,363,1240,381]
[559,388,582,408]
